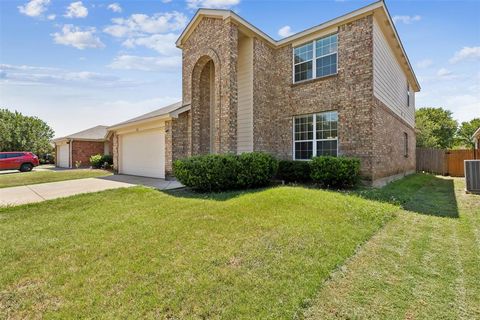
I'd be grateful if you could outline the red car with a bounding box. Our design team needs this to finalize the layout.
[0,152,39,172]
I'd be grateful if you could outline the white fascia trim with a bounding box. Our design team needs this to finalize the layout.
[108,115,172,131]
[277,1,383,46]
[170,105,191,118]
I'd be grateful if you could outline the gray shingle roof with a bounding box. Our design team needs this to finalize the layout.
[53,125,108,141]
[108,101,184,129]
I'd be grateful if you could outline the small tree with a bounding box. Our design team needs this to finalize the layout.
[0,108,54,155]
[415,107,457,149]
[455,118,480,149]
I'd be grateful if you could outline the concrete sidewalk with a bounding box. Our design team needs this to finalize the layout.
[0,176,183,207]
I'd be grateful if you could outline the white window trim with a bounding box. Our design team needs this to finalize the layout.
[292,34,338,84]
[293,112,339,160]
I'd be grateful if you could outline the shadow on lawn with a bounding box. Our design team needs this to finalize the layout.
[162,186,269,202]
[164,174,459,217]
[355,174,459,218]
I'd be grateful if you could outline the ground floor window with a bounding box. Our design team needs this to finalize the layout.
[404,132,409,157]
[293,111,338,160]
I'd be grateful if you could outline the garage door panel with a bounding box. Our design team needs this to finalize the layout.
[120,130,165,178]
[58,144,69,168]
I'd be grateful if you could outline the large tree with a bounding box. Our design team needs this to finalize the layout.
[455,118,480,149]
[415,107,458,149]
[0,108,54,155]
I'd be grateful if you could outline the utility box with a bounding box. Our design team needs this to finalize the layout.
[465,160,480,194]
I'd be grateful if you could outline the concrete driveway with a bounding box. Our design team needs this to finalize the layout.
[0,175,183,207]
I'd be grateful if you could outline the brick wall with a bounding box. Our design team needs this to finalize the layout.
[182,18,238,154]
[71,140,105,168]
[251,16,376,178]
[166,111,191,177]
[372,96,416,181]
[180,14,415,184]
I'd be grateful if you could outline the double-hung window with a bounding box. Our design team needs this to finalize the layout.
[293,111,338,160]
[293,33,338,83]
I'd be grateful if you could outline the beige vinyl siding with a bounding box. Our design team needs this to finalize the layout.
[373,18,415,127]
[237,36,254,153]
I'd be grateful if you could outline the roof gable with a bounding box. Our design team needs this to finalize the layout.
[176,1,420,91]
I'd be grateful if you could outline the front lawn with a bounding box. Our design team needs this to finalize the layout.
[0,185,396,318]
[0,169,112,188]
[304,175,480,319]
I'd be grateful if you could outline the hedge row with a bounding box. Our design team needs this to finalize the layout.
[173,152,278,192]
[174,152,360,192]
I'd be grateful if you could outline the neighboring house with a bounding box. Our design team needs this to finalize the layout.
[107,103,188,178]
[53,125,111,168]
[473,127,480,149]
[110,0,420,186]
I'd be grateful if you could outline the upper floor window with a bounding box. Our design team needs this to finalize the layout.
[293,34,338,83]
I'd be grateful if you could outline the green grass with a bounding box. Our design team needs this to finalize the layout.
[304,174,480,319]
[1,174,478,319]
[0,186,396,318]
[0,169,112,188]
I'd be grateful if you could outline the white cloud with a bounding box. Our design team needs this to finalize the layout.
[64,1,88,18]
[186,0,240,9]
[436,68,454,78]
[122,33,179,55]
[18,0,50,17]
[108,55,181,72]
[104,11,187,37]
[392,15,421,24]
[52,25,105,50]
[416,59,433,69]
[107,3,122,13]
[0,64,140,88]
[278,25,294,38]
[445,94,480,122]
[47,14,56,20]
[449,46,480,64]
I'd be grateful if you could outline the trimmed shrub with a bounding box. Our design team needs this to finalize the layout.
[310,156,360,188]
[173,154,238,192]
[173,152,278,192]
[276,160,311,183]
[89,154,102,168]
[236,152,278,188]
[100,154,113,169]
[89,154,113,169]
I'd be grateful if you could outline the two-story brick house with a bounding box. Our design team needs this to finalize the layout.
[109,0,420,186]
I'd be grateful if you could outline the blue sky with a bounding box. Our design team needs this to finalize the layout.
[1,0,479,137]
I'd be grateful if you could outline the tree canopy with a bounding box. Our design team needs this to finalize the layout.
[0,108,55,155]
[415,107,458,149]
[455,118,480,149]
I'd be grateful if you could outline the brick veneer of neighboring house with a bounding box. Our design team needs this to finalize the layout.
[71,140,105,167]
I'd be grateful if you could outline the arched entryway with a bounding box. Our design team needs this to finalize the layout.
[191,55,219,155]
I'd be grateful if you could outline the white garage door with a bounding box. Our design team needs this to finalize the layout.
[57,144,70,168]
[120,129,165,178]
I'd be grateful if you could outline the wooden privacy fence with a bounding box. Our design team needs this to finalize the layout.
[416,148,479,177]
